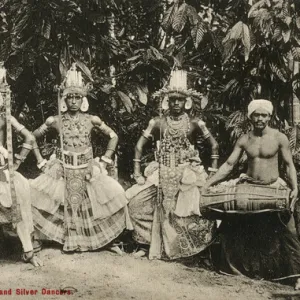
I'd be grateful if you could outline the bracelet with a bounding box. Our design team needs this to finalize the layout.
[101,156,113,165]
[37,159,48,169]
[208,167,218,173]
[22,143,33,150]
[106,147,116,152]
[133,159,141,162]
[131,173,143,180]
[14,154,26,162]
[211,155,219,159]
[203,132,210,139]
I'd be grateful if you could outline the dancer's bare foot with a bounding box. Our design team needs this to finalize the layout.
[133,249,147,258]
[295,278,300,290]
[108,246,123,255]
[22,251,43,267]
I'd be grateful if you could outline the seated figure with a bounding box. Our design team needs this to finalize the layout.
[203,99,300,289]
[126,70,218,260]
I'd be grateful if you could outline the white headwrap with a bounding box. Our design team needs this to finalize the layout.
[247,99,273,118]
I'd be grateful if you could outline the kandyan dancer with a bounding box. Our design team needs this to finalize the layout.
[126,70,218,260]
[30,63,132,254]
[0,64,42,266]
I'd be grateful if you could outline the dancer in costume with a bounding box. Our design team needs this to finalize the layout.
[203,99,300,289]
[0,64,42,266]
[30,63,132,253]
[126,70,218,260]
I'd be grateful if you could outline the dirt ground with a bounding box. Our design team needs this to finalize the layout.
[0,237,298,300]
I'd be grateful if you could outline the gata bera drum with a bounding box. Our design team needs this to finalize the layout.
[200,184,290,219]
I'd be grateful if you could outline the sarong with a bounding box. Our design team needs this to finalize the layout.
[0,170,33,233]
[127,161,215,260]
[30,158,132,252]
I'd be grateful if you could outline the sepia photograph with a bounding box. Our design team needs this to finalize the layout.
[0,0,300,299]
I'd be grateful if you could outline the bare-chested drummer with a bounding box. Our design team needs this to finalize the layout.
[203,99,300,289]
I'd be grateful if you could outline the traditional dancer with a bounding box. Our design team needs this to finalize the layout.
[126,70,218,260]
[30,63,131,253]
[0,64,42,266]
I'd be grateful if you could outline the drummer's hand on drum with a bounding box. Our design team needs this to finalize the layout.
[290,188,299,212]
[202,183,210,194]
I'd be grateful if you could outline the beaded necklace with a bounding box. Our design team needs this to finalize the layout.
[159,113,193,167]
[62,112,91,148]
[165,112,190,137]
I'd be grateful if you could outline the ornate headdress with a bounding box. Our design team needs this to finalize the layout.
[153,69,202,110]
[60,63,92,112]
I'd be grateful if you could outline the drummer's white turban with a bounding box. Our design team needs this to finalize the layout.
[247,99,273,118]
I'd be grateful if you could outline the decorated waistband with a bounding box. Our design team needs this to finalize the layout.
[56,147,93,168]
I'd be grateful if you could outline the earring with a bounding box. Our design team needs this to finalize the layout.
[161,96,169,110]
[60,98,67,112]
[185,97,193,110]
[80,97,89,112]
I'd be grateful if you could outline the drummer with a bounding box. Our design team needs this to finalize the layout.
[203,99,300,289]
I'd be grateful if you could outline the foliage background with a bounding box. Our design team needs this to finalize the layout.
[1,0,300,180]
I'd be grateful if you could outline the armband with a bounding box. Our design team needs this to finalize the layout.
[142,130,153,140]
[211,155,219,159]
[15,125,25,133]
[208,167,218,173]
[14,154,26,162]
[22,143,33,150]
[37,124,49,136]
[142,119,155,140]
[203,132,210,139]
[131,173,143,180]
[98,122,117,139]
[101,156,113,165]
[37,159,48,169]
[109,131,117,139]
[197,120,210,139]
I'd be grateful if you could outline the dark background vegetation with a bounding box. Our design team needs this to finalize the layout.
[1,0,300,181]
